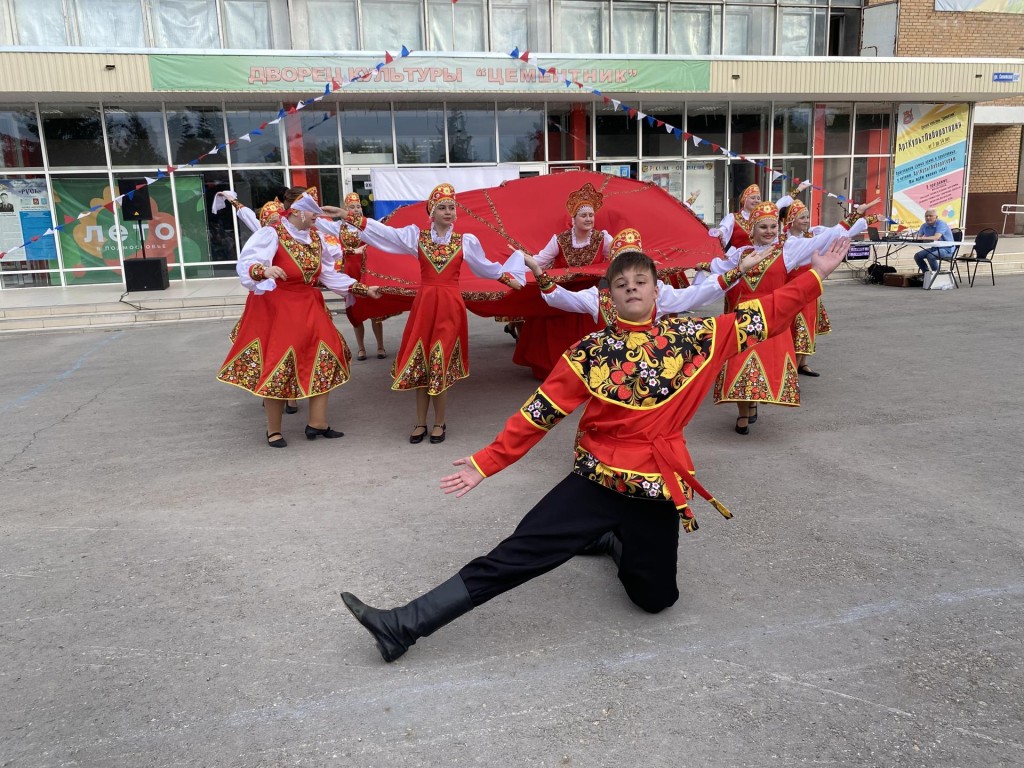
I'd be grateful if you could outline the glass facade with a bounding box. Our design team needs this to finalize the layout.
[0,99,893,288]
[0,0,860,56]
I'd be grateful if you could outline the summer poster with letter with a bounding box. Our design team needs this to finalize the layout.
[892,103,969,229]
[52,176,210,284]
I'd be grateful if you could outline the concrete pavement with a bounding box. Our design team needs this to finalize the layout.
[1,277,1022,767]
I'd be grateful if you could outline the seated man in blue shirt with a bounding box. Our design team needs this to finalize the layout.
[913,209,954,273]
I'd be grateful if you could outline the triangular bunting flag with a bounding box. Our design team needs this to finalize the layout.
[331,79,341,90]
[239,134,252,142]
[537,66,547,76]
[144,177,157,185]
[252,128,263,136]
[401,45,410,56]
[655,119,664,128]
[593,89,602,96]
[664,123,673,133]
[43,228,53,236]
[602,96,611,104]
[564,79,572,87]
[520,51,530,62]
[611,99,621,110]
[509,47,520,58]
[673,128,682,138]
[627,109,637,119]
[30,235,41,242]
[78,211,91,219]
[126,190,136,200]
[269,118,281,125]
[385,51,394,64]
[323,84,331,95]
[646,116,655,127]
[64,215,75,224]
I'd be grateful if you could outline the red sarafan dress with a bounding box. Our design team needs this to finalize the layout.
[352,218,522,395]
[713,244,801,407]
[217,218,362,399]
[512,228,613,380]
[712,214,867,406]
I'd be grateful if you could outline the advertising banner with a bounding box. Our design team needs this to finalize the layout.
[149,54,711,95]
[892,103,969,229]
[935,0,1024,13]
[0,179,57,263]
[52,176,209,284]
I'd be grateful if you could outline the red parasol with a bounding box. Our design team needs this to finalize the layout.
[350,170,724,323]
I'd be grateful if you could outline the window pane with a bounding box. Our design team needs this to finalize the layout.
[362,0,423,50]
[613,2,664,54]
[547,102,592,162]
[295,106,340,165]
[686,103,726,157]
[178,170,235,277]
[225,107,283,165]
[491,0,550,53]
[772,102,812,156]
[0,108,44,169]
[497,104,543,163]
[429,0,485,51]
[292,168,343,207]
[41,105,107,167]
[641,103,683,158]
[76,0,145,46]
[230,168,286,247]
[340,104,394,164]
[105,106,169,167]
[307,0,358,48]
[818,157,850,227]
[223,0,271,49]
[394,106,446,164]
[669,6,720,55]
[640,159,684,202]
[556,0,608,54]
[12,0,68,45]
[113,171,181,279]
[724,6,775,55]
[166,106,226,166]
[854,104,892,155]
[596,101,636,159]
[853,156,890,208]
[769,158,810,204]
[731,103,770,156]
[779,7,826,56]
[815,104,852,155]
[447,103,496,163]
[151,0,220,48]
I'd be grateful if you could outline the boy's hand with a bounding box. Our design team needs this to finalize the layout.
[441,458,485,498]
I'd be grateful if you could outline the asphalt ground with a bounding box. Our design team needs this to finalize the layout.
[2,276,1022,767]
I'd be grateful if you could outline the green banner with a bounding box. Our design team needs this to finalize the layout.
[149,54,710,94]
[53,176,210,285]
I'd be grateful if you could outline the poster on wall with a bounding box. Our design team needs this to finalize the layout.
[685,161,717,222]
[640,161,716,221]
[892,103,969,229]
[51,176,209,284]
[0,179,57,263]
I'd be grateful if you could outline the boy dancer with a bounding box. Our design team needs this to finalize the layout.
[341,238,852,662]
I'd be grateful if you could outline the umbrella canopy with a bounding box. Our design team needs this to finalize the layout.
[350,170,724,323]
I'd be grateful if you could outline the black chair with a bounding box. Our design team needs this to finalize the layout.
[955,228,999,287]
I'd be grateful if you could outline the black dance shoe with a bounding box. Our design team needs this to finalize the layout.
[734,417,749,436]
[409,425,428,444]
[305,425,344,440]
[429,424,447,444]
[266,431,287,448]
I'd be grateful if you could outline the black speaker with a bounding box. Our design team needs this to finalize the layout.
[124,258,169,291]
[118,178,152,221]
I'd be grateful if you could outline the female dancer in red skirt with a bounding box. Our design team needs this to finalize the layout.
[343,183,524,444]
[216,188,380,447]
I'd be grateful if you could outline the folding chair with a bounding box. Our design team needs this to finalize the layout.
[955,229,999,287]
[927,228,962,289]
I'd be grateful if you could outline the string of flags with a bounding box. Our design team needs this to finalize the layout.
[0,46,414,262]
[505,47,891,219]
